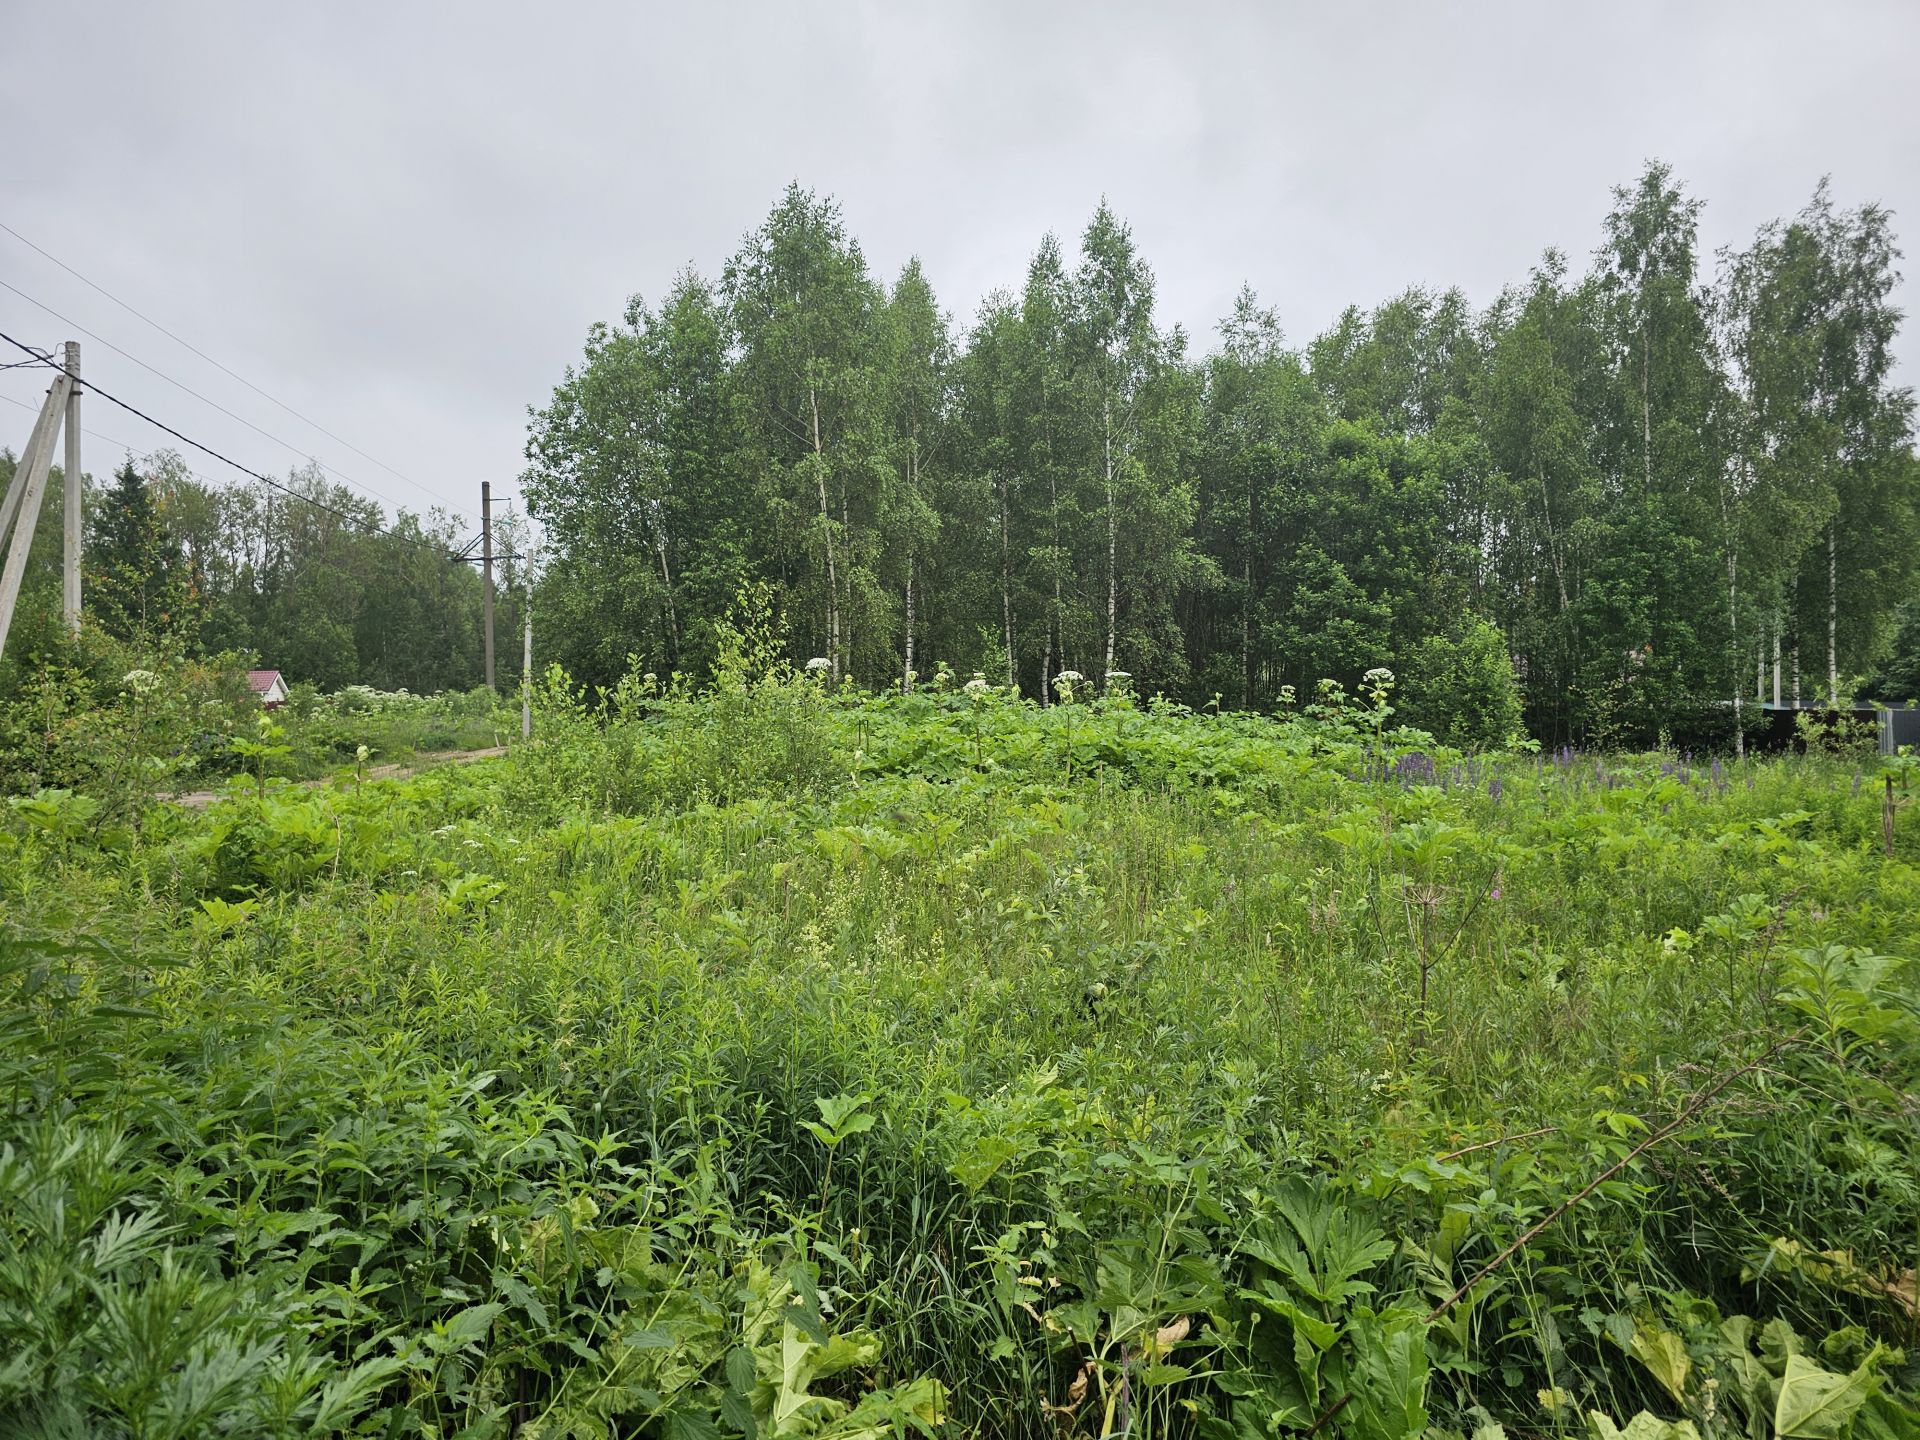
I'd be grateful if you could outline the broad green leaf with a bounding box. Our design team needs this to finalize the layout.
[1773,1353,1880,1438]
[1628,1319,1691,1404]
[1585,1413,1702,1440]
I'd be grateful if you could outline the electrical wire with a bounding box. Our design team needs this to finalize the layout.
[0,219,447,506]
[0,330,472,559]
[0,278,472,523]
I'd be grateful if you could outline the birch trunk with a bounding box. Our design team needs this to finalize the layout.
[1047,464,1063,706]
[902,551,915,694]
[902,444,918,693]
[809,386,839,680]
[1791,574,1802,705]
[1721,479,1741,756]
[655,536,680,660]
[1103,392,1117,686]
[1641,326,1653,496]
[999,477,1015,688]
[1826,523,1839,704]
[840,482,854,675]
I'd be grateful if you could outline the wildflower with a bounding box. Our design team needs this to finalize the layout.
[964,673,990,696]
[122,668,161,696]
[355,744,371,764]
[1362,666,1394,686]
[804,657,831,672]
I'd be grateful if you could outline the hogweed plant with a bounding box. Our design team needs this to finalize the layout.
[0,662,1914,1435]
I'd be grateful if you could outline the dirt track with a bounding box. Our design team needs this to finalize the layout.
[170,746,509,809]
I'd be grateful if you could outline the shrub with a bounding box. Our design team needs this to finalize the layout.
[1398,615,1524,749]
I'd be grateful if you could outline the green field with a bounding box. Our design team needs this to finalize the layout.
[2,671,1916,1438]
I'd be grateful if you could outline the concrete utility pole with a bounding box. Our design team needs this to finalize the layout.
[481,480,496,690]
[61,342,81,635]
[0,357,76,663]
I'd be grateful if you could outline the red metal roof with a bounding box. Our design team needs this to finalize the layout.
[246,669,284,694]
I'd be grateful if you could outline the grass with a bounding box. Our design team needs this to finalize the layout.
[1,670,1916,1438]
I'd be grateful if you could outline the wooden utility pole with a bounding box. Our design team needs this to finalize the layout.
[521,600,532,741]
[0,358,76,662]
[481,480,496,690]
[61,342,81,635]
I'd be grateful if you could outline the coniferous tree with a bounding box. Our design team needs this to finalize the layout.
[87,457,197,646]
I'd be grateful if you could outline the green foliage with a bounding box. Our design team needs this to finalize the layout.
[516,168,1915,746]
[3,665,1917,1434]
[0,639,256,808]
[1400,615,1526,749]
[86,457,202,648]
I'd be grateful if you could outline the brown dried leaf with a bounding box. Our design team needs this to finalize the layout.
[1066,1358,1094,1407]
[1880,1269,1916,1315]
[1154,1315,1192,1351]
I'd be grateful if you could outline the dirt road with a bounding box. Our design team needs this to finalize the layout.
[171,746,509,809]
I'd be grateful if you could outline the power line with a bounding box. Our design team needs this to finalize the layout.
[2,386,152,454]
[0,278,471,524]
[0,331,473,560]
[0,219,448,508]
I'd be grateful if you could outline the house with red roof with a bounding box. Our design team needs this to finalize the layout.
[247,669,289,708]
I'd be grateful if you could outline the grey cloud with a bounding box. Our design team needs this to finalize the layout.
[3,1,1913,529]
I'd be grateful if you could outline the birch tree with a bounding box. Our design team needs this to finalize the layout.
[725,186,885,682]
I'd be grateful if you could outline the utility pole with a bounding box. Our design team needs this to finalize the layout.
[521,600,532,741]
[481,479,496,690]
[61,342,81,635]
[0,355,76,662]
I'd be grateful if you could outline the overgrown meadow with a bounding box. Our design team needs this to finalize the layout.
[2,659,1917,1439]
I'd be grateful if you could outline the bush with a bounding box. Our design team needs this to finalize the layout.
[0,635,255,806]
[1398,614,1524,749]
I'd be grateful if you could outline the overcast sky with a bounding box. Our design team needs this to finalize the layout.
[3,2,1915,536]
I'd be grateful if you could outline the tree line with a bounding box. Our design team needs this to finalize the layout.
[525,164,1918,746]
[0,449,528,695]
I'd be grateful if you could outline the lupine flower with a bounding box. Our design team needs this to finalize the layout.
[1394,752,1436,786]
